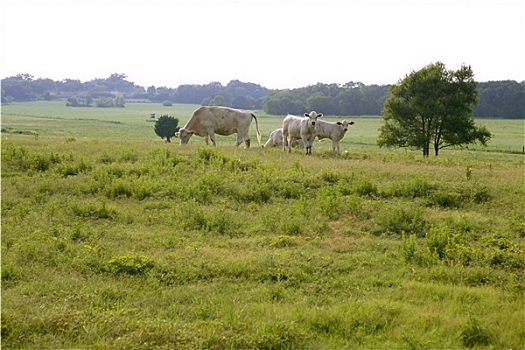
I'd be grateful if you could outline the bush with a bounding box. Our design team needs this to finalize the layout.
[460,315,495,348]
[106,256,155,275]
[154,115,180,143]
[269,235,297,248]
[376,204,427,236]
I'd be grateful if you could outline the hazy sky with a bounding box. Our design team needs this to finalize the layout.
[2,0,524,89]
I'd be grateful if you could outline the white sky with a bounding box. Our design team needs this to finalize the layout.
[1,0,524,89]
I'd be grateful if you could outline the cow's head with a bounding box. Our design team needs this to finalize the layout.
[175,128,194,145]
[304,111,323,127]
[337,120,355,132]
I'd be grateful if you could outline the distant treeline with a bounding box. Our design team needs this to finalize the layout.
[1,73,523,118]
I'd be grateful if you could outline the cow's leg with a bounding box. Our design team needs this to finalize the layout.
[332,140,337,153]
[204,134,209,146]
[209,131,217,146]
[287,135,293,153]
[235,133,244,147]
[306,137,315,155]
[239,131,250,148]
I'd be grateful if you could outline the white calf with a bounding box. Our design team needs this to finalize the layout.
[282,111,323,155]
[315,119,354,153]
[264,128,303,148]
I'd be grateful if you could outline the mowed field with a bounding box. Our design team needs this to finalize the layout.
[2,101,525,349]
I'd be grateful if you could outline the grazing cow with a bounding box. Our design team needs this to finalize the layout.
[315,119,355,154]
[282,111,323,154]
[264,128,303,148]
[175,106,261,147]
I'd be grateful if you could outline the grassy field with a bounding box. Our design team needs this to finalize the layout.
[1,101,525,349]
[2,101,524,153]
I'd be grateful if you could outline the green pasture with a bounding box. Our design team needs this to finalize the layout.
[1,101,525,349]
[2,101,523,154]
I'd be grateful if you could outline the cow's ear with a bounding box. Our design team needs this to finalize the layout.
[337,122,342,125]
[189,131,195,135]
[304,113,309,117]
[175,132,180,137]
[349,121,355,125]
[318,113,323,118]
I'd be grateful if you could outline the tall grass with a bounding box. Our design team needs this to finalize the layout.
[2,102,524,349]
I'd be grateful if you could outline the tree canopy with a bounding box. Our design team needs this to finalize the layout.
[1,73,523,119]
[262,82,389,116]
[378,62,492,156]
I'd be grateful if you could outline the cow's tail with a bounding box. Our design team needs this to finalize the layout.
[252,113,261,146]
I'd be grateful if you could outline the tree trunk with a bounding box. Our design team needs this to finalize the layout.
[423,142,430,157]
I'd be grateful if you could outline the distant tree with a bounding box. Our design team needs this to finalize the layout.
[32,78,56,97]
[57,78,84,93]
[114,95,125,108]
[95,97,115,108]
[263,90,306,115]
[162,100,173,106]
[475,80,525,119]
[307,93,336,114]
[147,85,156,96]
[1,74,36,101]
[154,115,180,143]
[201,97,212,106]
[66,96,80,107]
[378,62,491,156]
[231,95,255,109]
[209,94,225,106]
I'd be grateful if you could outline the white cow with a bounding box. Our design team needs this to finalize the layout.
[264,128,303,148]
[175,106,261,148]
[315,119,355,154]
[282,111,323,155]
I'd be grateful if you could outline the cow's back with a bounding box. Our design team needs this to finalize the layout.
[187,106,250,135]
[315,119,332,140]
[282,115,303,138]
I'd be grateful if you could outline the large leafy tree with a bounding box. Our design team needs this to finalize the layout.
[154,115,180,143]
[378,62,491,156]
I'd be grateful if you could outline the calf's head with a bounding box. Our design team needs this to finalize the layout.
[304,111,323,127]
[338,120,355,132]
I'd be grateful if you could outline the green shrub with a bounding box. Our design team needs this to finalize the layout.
[317,185,341,220]
[70,201,117,219]
[57,158,91,177]
[509,206,525,237]
[376,204,427,236]
[320,169,341,183]
[353,178,378,197]
[460,314,495,348]
[426,225,452,259]
[106,255,155,275]
[431,183,491,208]
[385,177,434,198]
[431,190,463,208]
[277,181,303,199]
[402,232,417,263]
[269,235,297,248]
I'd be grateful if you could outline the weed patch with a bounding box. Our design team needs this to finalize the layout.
[106,255,155,275]
[460,314,496,348]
